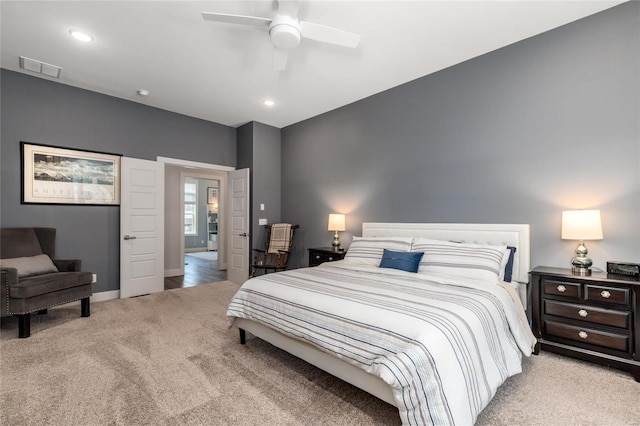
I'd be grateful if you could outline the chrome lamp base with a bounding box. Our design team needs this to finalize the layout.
[571,241,593,275]
[331,231,341,250]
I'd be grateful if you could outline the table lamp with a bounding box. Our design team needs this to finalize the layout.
[328,214,345,250]
[561,210,603,275]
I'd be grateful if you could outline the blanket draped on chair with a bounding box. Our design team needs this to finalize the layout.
[267,224,292,254]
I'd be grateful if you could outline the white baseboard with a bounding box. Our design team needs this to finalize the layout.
[92,290,120,302]
[165,268,182,277]
[55,290,120,308]
[184,248,207,253]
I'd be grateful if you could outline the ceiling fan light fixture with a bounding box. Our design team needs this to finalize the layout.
[269,16,301,49]
[201,6,361,71]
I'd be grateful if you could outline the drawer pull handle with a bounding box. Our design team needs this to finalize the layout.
[578,331,588,339]
[578,309,588,318]
[557,285,567,293]
[328,257,333,261]
[315,255,321,259]
[601,290,611,299]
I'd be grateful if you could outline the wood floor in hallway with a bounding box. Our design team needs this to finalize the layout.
[164,253,227,290]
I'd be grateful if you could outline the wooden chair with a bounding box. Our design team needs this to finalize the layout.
[251,224,299,278]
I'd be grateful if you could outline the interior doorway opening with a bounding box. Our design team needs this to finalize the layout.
[166,175,226,289]
[158,157,234,289]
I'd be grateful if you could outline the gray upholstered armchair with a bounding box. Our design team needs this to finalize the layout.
[0,227,93,338]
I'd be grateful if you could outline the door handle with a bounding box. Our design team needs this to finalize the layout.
[123,235,137,240]
[238,233,250,237]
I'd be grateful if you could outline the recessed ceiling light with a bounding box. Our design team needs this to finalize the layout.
[263,99,275,107]
[69,29,93,42]
[137,89,150,97]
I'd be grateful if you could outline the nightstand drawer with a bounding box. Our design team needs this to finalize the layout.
[308,248,346,267]
[313,252,340,263]
[545,320,630,353]
[544,300,630,329]
[586,284,630,307]
[543,279,581,300]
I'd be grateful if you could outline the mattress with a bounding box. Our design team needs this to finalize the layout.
[227,262,536,425]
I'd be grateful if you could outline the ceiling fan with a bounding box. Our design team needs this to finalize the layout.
[202,0,361,71]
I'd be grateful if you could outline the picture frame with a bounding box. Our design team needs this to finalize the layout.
[207,187,218,204]
[21,142,122,205]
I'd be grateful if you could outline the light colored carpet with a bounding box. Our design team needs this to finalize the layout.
[1,281,638,426]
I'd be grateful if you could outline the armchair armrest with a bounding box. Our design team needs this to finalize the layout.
[1,267,17,316]
[1,267,18,284]
[1,269,10,316]
[53,259,82,272]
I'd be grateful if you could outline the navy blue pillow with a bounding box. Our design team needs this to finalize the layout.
[379,249,424,273]
[503,246,517,282]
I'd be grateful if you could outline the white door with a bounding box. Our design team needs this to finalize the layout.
[120,157,165,298]
[227,168,250,283]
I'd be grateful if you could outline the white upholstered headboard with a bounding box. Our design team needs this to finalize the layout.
[362,223,531,285]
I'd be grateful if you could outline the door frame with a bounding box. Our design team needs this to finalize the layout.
[157,157,235,275]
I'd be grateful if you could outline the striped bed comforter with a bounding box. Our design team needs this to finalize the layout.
[227,262,536,425]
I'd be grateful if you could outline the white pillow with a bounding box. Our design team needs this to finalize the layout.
[343,237,413,266]
[411,238,508,282]
[0,254,59,278]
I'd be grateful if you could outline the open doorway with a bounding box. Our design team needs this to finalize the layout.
[161,159,232,289]
[165,175,226,289]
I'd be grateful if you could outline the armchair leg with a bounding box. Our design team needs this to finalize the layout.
[81,297,90,317]
[17,314,31,338]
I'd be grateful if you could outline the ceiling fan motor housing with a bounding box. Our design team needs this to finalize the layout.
[269,15,301,49]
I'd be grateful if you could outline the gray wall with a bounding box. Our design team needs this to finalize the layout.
[0,70,236,293]
[237,121,282,253]
[236,122,254,254]
[281,2,640,271]
[252,122,282,249]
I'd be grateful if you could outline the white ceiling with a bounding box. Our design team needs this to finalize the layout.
[0,1,624,129]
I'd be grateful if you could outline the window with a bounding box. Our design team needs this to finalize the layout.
[184,178,197,236]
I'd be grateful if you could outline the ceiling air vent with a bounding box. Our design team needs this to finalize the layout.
[19,56,61,79]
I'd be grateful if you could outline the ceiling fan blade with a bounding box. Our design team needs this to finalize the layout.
[202,12,271,28]
[273,47,289,71]
[299,21,360,48]
[277,0,300,18]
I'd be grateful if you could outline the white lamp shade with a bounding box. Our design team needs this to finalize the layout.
[561,210,603,240]
[328,214,346,232]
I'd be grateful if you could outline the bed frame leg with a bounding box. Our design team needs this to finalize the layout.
[239,328,246,345]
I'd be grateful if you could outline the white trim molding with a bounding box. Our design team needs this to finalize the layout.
[55,290,120,309]
[157,156,235,171]
[164,268,182,277]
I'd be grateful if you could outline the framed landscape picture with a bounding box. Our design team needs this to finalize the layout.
[21,142,122,205]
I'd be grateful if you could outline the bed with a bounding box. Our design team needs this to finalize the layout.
[227,223,536,425]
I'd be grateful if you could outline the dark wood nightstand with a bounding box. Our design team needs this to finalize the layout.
[308,247,346,267]
[530,266,640,382]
